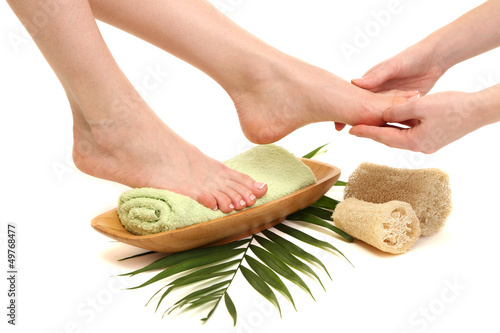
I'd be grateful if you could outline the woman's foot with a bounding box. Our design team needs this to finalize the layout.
[69,92,267,213]
[228,56,414,144]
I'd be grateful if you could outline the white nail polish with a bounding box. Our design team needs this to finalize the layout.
[229,204,235,209]
[213,205,218,211]
[254,182,266,189]
[240,200,246,206]
[250,194,256,201]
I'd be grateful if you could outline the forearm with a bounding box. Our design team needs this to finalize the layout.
[419,0,500,72]
[474,83,500,126]
[89,0,284,93]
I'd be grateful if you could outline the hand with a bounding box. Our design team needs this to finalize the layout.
[351,43,446,95]
[349,91,485,153]
[334,89,418,132]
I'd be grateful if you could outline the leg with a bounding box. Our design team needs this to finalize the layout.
[6,0,267,212]
[88,0,412,143]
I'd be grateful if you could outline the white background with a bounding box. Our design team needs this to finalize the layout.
[1,0,499,332]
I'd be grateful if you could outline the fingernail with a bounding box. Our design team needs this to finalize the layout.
[213,205,218,211]
[351,78,364,83]
[250,194,256,201]
[240,200,246,206]
[409,94,421,101]
[254,182,266,189]
[229,204,235,209]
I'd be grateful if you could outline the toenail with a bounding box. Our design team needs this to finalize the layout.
[250,194,256,201]
[254,182,266,189]
[213,205,218,211]
[240,200,246,206]
[229,204,235,209]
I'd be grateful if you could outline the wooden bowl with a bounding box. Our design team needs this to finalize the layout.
[91,159,340,253]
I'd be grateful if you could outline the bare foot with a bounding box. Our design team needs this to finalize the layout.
[229,56,413,144]
[69,92,267,213]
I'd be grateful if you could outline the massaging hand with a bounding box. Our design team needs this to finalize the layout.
[349,88,500,153]
[335,42,444,132]
[352,1,500,96]
[347,0,500,151]
[350,44,445,96]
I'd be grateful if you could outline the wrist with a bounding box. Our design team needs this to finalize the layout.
[418,34,453,75]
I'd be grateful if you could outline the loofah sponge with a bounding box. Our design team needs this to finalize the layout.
[332,198,421,254]
[344,162,452,236]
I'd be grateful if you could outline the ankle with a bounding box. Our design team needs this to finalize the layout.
[223,49,289,98]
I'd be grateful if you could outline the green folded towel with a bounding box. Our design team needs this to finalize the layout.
[118,144,316,235]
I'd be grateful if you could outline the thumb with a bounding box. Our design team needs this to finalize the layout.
[351,62,394,90]
[383,100,421,124]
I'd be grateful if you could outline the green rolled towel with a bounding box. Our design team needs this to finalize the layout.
[118,144,316,235]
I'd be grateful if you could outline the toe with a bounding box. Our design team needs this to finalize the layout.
[251,181,268,197]
[196,192,218,211]
[221,186,247,211]
[228,180,257,207]
[212,191,235,213]
[229,171,268,198]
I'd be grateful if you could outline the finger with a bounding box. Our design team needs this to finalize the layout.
[391,92,421,107]
[351,62,395,90]
[335,122,346,131]
[383,101,422,123]
[378,90,421,99]
[349,125,416,151]
[359,62,384,79]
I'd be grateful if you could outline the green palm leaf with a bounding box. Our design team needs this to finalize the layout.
[274,223,352,266]
[240,265,282,317]
[288,210,354,242]
[166,280,229,315]
[121,239,249,276]
[250,245,315,300]
[201,298,220,323]
[129,248,245,289]
[146,259,238,308]
[167,260,239,287]
[118,251,156,261]
[244,255,296,310]
[299,205,334,220]
[261,229,332,280]
[155,270,236,312]
[312,195,340,210]
[223,293,237,326]
[185,294,220,311]
[254,235,325,291]
[302,143,329,159]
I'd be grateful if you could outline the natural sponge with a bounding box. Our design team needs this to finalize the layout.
[344,162,452,236]
[332,198,421,254]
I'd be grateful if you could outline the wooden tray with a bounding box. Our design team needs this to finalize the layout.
[91,159,340,253]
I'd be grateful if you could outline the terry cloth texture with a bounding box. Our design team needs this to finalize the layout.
[344,162,452,236]
[332,198,421,254]
[118,144,316,235]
